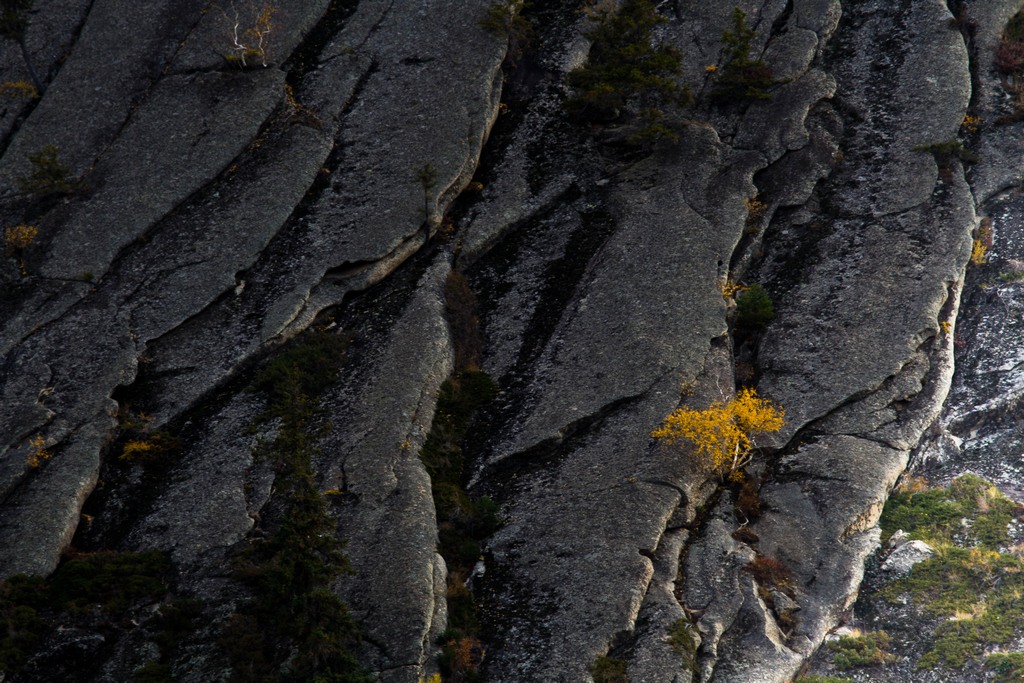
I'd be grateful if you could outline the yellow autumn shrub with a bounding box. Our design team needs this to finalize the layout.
[653,388,784,475]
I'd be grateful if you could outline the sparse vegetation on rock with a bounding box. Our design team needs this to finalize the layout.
[4,224,38,276]
[480,0,532,64]
[590,654,628,683]
[423,272,500,683]
[874,476,1024,671]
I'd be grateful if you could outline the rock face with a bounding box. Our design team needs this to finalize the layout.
[0,0,1019,681]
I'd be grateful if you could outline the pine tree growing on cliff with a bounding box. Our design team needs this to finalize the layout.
[711,8,778,103]
[566,0,692,142]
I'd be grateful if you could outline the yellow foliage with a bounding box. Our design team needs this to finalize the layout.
[4,224,38,252]
[961,114,981,132]
[653,388,784,475]
[971,239,988,265]
[719,278,746,299]
[120,439,156,461]
[419,675,442,683]
[119,432,179,463]
[939,320,952,336]
[5,224,38,275]
[972,218,992,265]
[25,434,51,468]
[0,80,38,99]
[744,195,767,225]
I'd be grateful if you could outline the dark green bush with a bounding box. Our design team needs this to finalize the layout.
[134,662,174,683]
[735,284,774,330]
[590,654,629,683]
[0,550,171,675]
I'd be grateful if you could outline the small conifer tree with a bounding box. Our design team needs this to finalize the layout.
[566,0,692,142]
[711,8,778,103]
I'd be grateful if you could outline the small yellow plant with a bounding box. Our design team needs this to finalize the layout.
[939,320,952,336]
[961,114,982,132]
[744,195,767,228]
[972,218,992,265]
[971,239,988,265]
[4,224,37,252]
[419,674,442,683]
[719,278,746,299]
[0,80,38,99]
[120,439,157,461]
[653,388,784,475]
[704,64,718,72]
[26,434,51,468]
[119,432,179,463]
[5,224,39,275]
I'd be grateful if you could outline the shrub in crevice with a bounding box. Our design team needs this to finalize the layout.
[480,0,532,65]
[426,272,502,682]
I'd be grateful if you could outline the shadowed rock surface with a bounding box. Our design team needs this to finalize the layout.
[1,0,1022,681]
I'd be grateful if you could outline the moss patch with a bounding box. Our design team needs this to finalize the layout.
[667,618,696,670]
[880,473,1020,549]
[826,631,896,670]
[986,652,1024,683]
